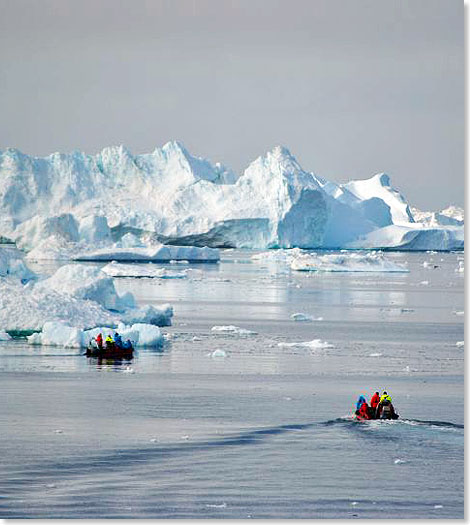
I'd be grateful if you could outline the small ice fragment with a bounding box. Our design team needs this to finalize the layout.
[278,339,333,349]
[54,429,63,434]
[456,341,464,347]
[369,353,382,357]
[420,280,429,285]
[181,435,190,440]
[206,503,227,509]
[290,313,323,322]
[454,311,464,316]
[400,308,414,313]
[403,365,411,373]
[192,336,202,341]
[211,325,257,335]
[150,438,158,443]
[434,505,443,509]
[46,484,56,488]
[123,366,134,373]
[394,458,406,464]
[350,501,358,506]
[210,349,227,358]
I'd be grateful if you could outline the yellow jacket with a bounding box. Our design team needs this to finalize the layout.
[380,394,392,403]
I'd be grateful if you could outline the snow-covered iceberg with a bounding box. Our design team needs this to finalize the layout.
[0,141,463,251]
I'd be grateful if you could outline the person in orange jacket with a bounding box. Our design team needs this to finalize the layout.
[355,395,370,420]
[370,391,380,409]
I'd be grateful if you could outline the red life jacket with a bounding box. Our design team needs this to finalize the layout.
[358,402,370,419]
[370,393,380,409]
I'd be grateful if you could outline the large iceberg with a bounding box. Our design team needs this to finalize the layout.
[0,141,463,251]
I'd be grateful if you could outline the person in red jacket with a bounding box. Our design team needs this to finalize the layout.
[95,333,103,350]
[355,395,371,420]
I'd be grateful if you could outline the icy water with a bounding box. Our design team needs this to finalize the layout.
[1,250,464,518]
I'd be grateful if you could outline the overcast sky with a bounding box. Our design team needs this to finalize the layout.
[0,0,463,209]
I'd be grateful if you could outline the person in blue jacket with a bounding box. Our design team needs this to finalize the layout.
[113,332,123,348]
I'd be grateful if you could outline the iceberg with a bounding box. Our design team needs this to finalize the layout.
[211,325,257,335]
[27,320,164,348]
[101,261,189,278]
[290,251,409,272]
[0,142,463,252]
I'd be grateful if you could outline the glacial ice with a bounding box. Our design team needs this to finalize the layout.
[0,142,463,252]
[277,339,334,349]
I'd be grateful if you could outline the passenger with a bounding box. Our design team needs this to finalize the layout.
[355,395,370,420]
[96,333,103,350]
[123,339,132,350]
[105,334,114,350]
[380,391,392,404]
[369,391,380,418]
[376,392,394,419]
[113,332,123,348]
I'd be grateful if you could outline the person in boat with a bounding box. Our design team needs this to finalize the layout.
[105,334,114,350]
[122,339,133,350]
[96,333,103,350]
[355,395,371,420]
[113,332,123,349]
[369,391,380,418]
[376,392,397,419]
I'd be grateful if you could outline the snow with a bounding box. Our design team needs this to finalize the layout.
[101,261,189,279]
[412,205,464,227]
[278,339,334,349]
[27,320,164,348]
[290,251,408,273]
[211,325,257,335]
[0,142,463,252]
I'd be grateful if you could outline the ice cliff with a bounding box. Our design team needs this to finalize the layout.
[0,141,463,251]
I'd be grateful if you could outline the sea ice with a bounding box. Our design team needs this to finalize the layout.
[211,325,257,335]
[290,251,408,273]
[278,339,334,349]
[290,313,323,322]
[101,261,189,279]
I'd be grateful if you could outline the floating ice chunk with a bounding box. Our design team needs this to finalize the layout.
[211,325,257,335]
[394,458,406,464]
[291,313,315,322]
[453,311,464,316]
[27,321,164,348]
[210,349,227,358]
[101,261,188,279]
[400,308,414,313]
[456,261,464,273]
[369,352,382,357]
[206,503,227,509]
[0,330,12,341]
[74,244,220,263]
[456,341,464,347]
[290,251,408,273]
[419,280,429,286]
[278,339,333,349]
[121,304,173,326]
[433,505,443,509]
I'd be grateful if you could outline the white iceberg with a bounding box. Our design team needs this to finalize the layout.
[290,251,408,273]
[27,320,164,348]
[101,261,189,279]
[0,142,462,251]
[121,304,173,327]
[34,264,135,311]
[290,313,323,322]
[0,330,12,341]
[74,244,220,263]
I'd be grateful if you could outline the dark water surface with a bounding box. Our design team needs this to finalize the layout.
[1,250,464,518]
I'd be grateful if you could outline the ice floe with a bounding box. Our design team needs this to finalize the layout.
[278,339,334,349]
[101,261,189,279]
[211,325,257,335]
[0,330,12,341]
[290,251,408,273]
[290,313,323,322]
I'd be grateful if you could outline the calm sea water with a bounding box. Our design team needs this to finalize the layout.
[1,250,464,518]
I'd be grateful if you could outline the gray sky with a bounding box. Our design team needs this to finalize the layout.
[0,0,463,210]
